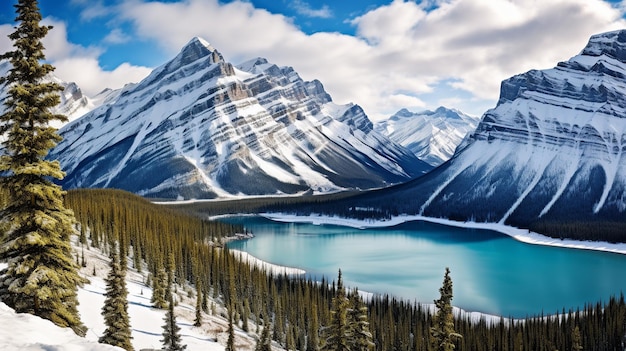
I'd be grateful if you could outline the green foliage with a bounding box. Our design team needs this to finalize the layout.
[321,270,351,351]
[348,289,374,351]
[63,189,626,351]
[0,0,84,335]
[99,246,133,350]
[151,260,167,309]
[162,294,187,351]
[255,322,272,351]
[225,308,236,351]
[430,267,461,351]
[193,277,203,327]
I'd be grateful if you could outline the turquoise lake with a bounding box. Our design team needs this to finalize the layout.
[224,216,626,318]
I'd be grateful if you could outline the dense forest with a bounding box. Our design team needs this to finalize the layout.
[168,192,626,243]
[63,189,626,350]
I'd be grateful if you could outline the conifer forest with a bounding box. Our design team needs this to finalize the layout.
[1,1,626,350]
[63,189,626,351]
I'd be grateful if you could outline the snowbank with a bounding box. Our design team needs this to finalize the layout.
[262,213,626,255]
[230,249,306,275]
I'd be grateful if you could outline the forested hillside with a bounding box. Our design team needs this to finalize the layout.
[57,189,626,351]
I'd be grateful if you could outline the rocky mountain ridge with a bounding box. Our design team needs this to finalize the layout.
[341,29,626,227]
[375,106,478,167]
[48,37,430,199]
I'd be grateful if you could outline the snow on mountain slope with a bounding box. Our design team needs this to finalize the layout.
[349,30,626,226]
[375,107,478,166]
[49,38,430,199]
[0,60,102,128]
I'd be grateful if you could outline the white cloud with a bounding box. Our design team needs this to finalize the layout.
[54,57,151,96]
[103,28,131,44]
[5,0,624,121]
[289,0,333,19]
[0,24,13,55]
[114,0,626,120]
[1,16,151,96]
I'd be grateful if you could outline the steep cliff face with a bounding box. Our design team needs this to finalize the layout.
[376,107,478,167]
[353,30,626,225]
[49,38,429,199]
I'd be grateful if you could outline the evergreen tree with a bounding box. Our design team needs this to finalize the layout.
[152,263,167,309]
[225,261,237,351]
[321,270,351,351]
[256,322,272,351]
[161,294,187,351]
[193,278,202,327]
[225,308,237,351]
[348,289,374,351]
[307,303,320,351]
[571,325,583,351]
[0,0,85,335]
[430,267,461,351]
[99,245,133,350]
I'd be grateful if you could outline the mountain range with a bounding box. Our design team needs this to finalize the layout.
[46,38,431,199]
[342,29,626,227]
[375,107,478,167]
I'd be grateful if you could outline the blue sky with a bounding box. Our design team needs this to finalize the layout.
[1,0,626,120]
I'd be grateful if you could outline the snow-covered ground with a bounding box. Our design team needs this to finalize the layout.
[230,249,306,275]
[262,213,626,255]
[2,211,622,350]
[1,239,268,351]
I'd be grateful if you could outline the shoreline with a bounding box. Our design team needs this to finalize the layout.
[228,249,306,276]
[218,212,624,322]
[261,213,626,255]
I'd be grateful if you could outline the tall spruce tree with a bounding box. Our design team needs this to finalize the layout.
[99,245,133,350]
[161,293,187,351]
[151,264,167,309]
[255,322,272,351]
[430,267,461,351]
[321,269,351,351]
[0,0,85,335]
[225,308,237,351]
[348,289,374,351]
[193,277,202,327]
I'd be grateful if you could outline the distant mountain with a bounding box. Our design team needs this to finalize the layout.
[0,60,99,128]
[337,30,626,228]
[375,107,478,166]
[49,38,430,199]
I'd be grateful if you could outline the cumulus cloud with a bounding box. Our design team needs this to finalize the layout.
[289,0,333,19]
[113,0,625,120]
[103,28,131,44]
[5,0,624,120]
[0,16,151,96]
[53,57,151,96]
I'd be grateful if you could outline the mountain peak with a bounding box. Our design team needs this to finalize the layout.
[176,36,223,67]
[580,29,626,62]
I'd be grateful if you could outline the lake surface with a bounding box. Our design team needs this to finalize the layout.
[224,216,626,318]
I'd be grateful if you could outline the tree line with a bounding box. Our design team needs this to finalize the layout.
[66,188,626,351]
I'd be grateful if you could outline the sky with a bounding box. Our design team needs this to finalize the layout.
[1,0,626,121]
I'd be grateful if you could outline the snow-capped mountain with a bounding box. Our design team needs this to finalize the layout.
[49,37,430,199]
[375,107,478,166]
[0,60,99,127]
[351,30,626,226]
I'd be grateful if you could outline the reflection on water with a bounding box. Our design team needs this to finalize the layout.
[224,216,626,318]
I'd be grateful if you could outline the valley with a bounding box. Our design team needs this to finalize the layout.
[1,0,626,348]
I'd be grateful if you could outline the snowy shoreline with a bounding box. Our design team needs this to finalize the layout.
[261,213,626,255]
[228,249,306,275]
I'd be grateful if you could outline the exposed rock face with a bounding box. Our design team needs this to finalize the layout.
[49,37,430,199]
[352,30,626,225]
[376,107,478,167]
